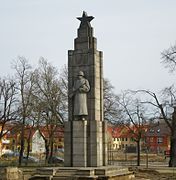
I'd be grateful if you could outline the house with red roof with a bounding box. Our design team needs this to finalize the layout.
[0,125,64,155]
[108,125,147,151]
[145,120,170,153]
[108,120,170,154]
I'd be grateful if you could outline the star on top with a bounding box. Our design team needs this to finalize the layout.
[77,11,94,28]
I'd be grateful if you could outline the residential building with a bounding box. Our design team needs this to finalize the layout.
[108,125,146,151]
[145,120,170,153]
[108,120,170,154]
[0,125,64,155]
[32,130,45,153]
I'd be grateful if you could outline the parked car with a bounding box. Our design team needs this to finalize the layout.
[22,156,39,163]
[1,151,19,158]
[2,149,13,154]
[49,156,64,164]
[1,152,14,158]
[57,148,64,153]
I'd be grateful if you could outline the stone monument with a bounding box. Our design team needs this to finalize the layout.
[64,11,108,167]
[29,12,135,180]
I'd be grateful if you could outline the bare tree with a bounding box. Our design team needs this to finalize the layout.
[135,89,176,167]
[32,57,64,163]
[104,79,123,123]
[160,43,176,166]
[117,91,148,166]
[58,65,68,120]
[0,77,19,142]
[12,56,35,166]
[161,43,176,72]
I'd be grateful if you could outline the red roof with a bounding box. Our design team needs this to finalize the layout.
[4,124,64,139]
[108,125,148,139]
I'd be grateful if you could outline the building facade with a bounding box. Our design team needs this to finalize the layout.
[108,120,170,154]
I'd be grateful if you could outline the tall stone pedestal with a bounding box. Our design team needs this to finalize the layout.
[64,11,107,167]
[88,120,107,167]
[64,120,87,167]
[64,120,107,167]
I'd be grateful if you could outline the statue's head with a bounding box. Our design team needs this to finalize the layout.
[77,71,84,77]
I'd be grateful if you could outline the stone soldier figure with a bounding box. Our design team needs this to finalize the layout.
[70,71,90,120]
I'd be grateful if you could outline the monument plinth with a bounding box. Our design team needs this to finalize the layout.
[64,11,107,167]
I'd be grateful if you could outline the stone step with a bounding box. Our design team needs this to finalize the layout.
[95,167,129,176]
[52,177,73,180]
[55,169,77,176]
[36,168,58,175]
[30,167,135,180]
[29,174,52,180]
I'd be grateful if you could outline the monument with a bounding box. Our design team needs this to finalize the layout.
[64,11,107,167]
[29,12,135,180]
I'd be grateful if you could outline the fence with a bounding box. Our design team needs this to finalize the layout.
[107,145,169,167]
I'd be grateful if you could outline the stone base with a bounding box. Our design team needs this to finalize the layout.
[0,167,23,180]
[64,120,88,167]
[30,166,135,180]
[64,120,108,167]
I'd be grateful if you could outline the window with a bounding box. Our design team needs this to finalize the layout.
[149,129,154,133]
[158,137,163,144]
[37,133,41,138]
[131,138,134,142]
[150,137,153,142]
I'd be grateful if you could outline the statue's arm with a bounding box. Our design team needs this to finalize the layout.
[80,79,90,92]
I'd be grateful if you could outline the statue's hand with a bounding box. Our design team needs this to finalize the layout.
[79,87,85,93]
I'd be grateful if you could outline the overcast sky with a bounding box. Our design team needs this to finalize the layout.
[0,0,175,93]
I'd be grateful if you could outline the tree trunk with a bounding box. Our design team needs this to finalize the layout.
[169,107,176,167]
[48,140,54,163]
[169,128,176,167]
[45,140,50,163]
[26,129,32,165]
[169,136,176,166]
[19,122,25,166]
[137,140,140,166]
